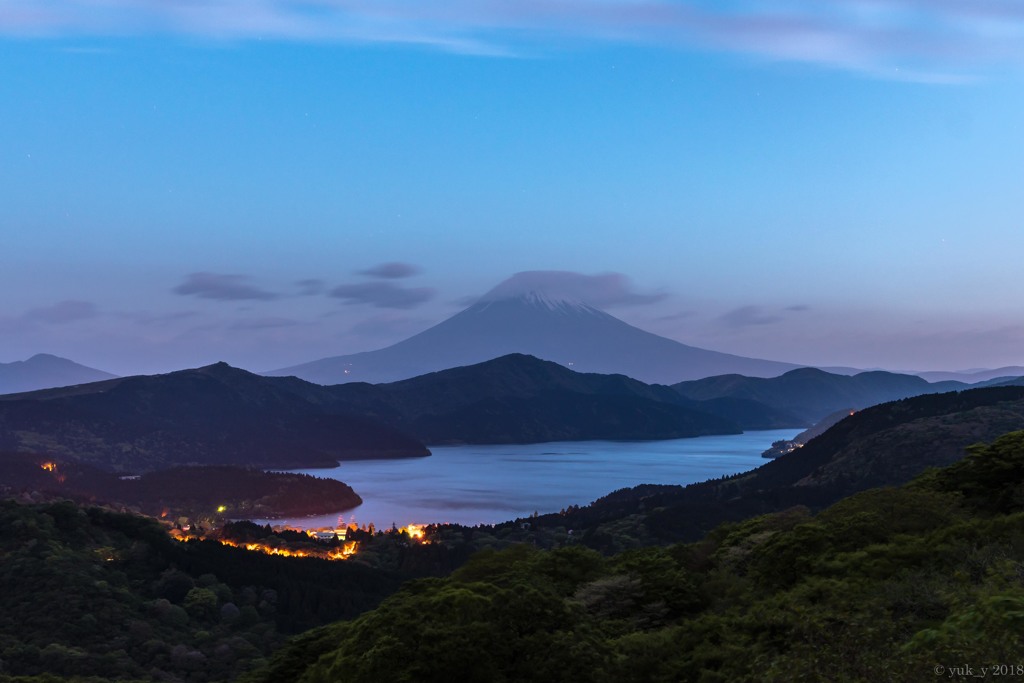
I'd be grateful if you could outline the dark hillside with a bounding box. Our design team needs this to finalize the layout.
[537,385,1024,548]
[0,363,429,472]
[673,366,967,423]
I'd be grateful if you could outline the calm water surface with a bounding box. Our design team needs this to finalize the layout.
[262,429,799,529]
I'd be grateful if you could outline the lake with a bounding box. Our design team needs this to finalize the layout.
[259,429,799,529]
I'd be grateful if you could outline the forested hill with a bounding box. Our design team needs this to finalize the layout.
[538,385,1024,548]
[672,366,970,423]
[0,499,415,682]
[0,356,798,472]
[250,430,1024,683]
[278,353,799,443]
[0,362,429,472]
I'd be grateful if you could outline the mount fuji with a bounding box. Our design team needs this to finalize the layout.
[269,276,802,385]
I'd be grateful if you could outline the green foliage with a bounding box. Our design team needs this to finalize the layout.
[0,499,413,682]
[251,429,1024,682]
[931,430,1024,513]
[9,427,1024,682]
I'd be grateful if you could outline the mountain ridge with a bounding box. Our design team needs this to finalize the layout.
[268,292,801,385]
[0,362,429,472]
[673,366,969,423]
[0,353,116,394]
[298,353,777,444]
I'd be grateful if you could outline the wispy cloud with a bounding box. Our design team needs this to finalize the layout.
[480,270,667,308]
[174,272,277,301]
[295,278,326,296]
[718,305,782,328]
[3,0,1022,79]
[358,262,421,279]
[330,281,435,309]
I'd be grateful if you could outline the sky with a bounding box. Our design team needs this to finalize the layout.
[2,0,1023,376]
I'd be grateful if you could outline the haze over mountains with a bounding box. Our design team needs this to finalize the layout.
[0,354,115,394]
[269,275,802,385]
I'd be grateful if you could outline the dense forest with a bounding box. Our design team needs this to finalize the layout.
[3,386,1024,682]
[249,430,1024,683]
[0,500,463,682]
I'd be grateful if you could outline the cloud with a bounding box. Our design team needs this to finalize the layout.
[718,305,782,328]
[786,304,811,312]
[1,1,1021,78]
[480,271,667,309]
[358,262,421,279]
[22,300,99,324]
[174,272,277,301]
[655,310,697,322]
[295,278,326,296]
[330,282,435,309]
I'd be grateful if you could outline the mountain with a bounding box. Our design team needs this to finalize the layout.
[268,285,801,385]
[0,362,429,472]
[0,353,115,394]
[537,384,1024,548]
[272,354,804,443]
[285,353,794,444]
[915,366,1024,383]
[673,366,967,424]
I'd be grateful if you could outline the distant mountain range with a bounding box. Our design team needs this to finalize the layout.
[4,348,1022,476]
[671,367,1020,424]
[0,356,785,472]
[0,354,115,394]
[269,288,801,385]
[914,366,1024,383]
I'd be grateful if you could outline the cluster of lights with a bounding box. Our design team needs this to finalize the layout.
[168,520,431,560]
[217,537,359,560]
[39,461,66,483]
[171,533,360,560]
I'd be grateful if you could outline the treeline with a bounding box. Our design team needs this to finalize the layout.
[250,430,1024,683]
[0,500,463,682]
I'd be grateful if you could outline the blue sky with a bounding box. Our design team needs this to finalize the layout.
[2,1,1023,375]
